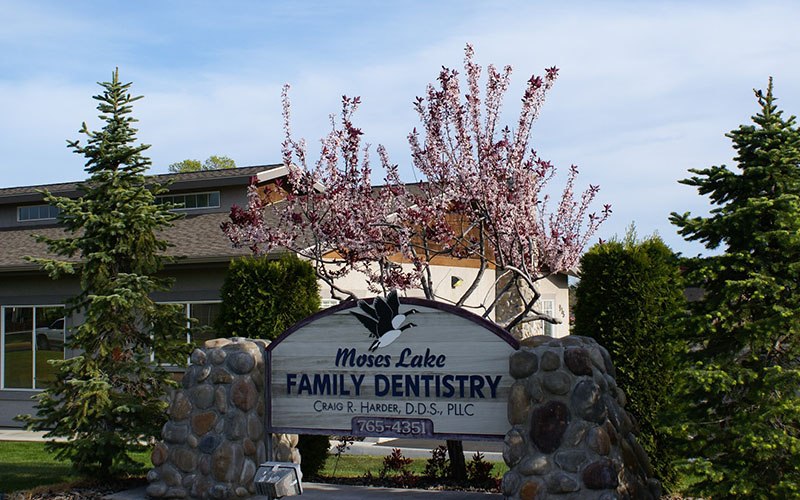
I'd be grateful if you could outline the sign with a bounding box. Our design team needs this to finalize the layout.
[267,292,519,440]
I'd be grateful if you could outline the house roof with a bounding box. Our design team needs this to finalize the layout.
[0,165,289,272]
[0,210,282,272]
[0,223,72,271]
[0,164,282,204]
[161,212,268,263]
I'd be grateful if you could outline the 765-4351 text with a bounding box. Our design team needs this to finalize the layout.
[351,417,433,438]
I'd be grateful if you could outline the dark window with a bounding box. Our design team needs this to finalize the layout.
[18,205,60,221]
[155,192,221,211]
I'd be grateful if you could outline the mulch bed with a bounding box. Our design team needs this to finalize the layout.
[7,475,500,498]
[6,478,146,500]
[313,474,501,493]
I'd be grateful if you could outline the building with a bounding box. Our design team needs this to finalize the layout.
[0,165,570,427]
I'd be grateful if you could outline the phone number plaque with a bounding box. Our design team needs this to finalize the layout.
[351,417,434,438]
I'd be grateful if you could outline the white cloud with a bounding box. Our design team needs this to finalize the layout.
[1,0,798,256]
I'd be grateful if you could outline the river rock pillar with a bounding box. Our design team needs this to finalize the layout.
[147,337,300,499]
[502,335,661,499]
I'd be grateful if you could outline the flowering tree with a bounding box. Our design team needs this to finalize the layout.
[223,44,609,332]
[223,44,609,480]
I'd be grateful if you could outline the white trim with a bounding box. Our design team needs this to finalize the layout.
[255,165,326,192]
[255,165,289,183]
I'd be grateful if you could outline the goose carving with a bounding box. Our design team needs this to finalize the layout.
[350,290,419,351]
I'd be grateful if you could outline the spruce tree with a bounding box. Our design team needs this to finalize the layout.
[20,69,188,475]
[669,79,800,497]
[573,229,684,489]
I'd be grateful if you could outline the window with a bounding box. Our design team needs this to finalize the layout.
[320,298,340,309]
[1,306,65,389]
[18,204,60,222]
[540,299,555,337]
[155,192,220,211]
[188,302,221,347]
[154,302,221,364]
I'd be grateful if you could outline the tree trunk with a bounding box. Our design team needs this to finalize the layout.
[447,439,467,481]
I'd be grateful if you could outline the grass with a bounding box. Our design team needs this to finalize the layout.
[322,454,426,477]
[0,440,508,494]
[0,441,149,494]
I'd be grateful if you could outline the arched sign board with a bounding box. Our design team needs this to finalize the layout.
[266,294,519,441]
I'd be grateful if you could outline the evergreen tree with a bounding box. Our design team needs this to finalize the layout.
[19,69,188,476]
[669,79,800,497]
[573,228,684,489]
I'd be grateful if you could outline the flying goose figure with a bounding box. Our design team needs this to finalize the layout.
[385,290,419,329]
[350,290,419,351]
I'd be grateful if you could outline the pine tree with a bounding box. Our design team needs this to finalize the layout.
[19,69,188,476]
[669,79,800,497]
[573,228,684,489]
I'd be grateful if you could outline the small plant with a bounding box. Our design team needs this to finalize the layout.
[396,469,420,488]
[379,448,413,479]
[330,435,363,477]
[424,445,451,480]
[466,452,496,487]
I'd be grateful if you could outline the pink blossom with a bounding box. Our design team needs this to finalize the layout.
[222,45,609,329]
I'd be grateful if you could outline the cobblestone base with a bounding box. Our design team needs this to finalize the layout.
[146,337,299,499]
[502,336,661,500]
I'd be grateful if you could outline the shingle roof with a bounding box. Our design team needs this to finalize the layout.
[161,212,258,262]
[0,224,71,270]
[0,165,282,204]
[0,210,282,271]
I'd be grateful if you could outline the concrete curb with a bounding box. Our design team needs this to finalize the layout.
[104,484,501,499]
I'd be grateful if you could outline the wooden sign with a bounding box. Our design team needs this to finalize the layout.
[267,292,518,440]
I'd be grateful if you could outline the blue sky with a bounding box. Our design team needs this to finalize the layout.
[2,1,799,256]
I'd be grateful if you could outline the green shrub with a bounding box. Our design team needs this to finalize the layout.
[424,445,450,480]
[573,229,684,489]
[216,254,320,340]
[466,452,496,488]
[379,448,413,479]
[297,434,330,478]
[218,255,322,475]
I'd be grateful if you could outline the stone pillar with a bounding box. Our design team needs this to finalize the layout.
[502,336,661,499]
[147,337,300,499]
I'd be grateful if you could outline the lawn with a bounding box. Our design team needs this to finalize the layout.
[0,441,149,494]
[0,441,507,494]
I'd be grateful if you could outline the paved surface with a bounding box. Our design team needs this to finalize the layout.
[105,484,501,499]
[0,428,51,441]
[336,437,502,461]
